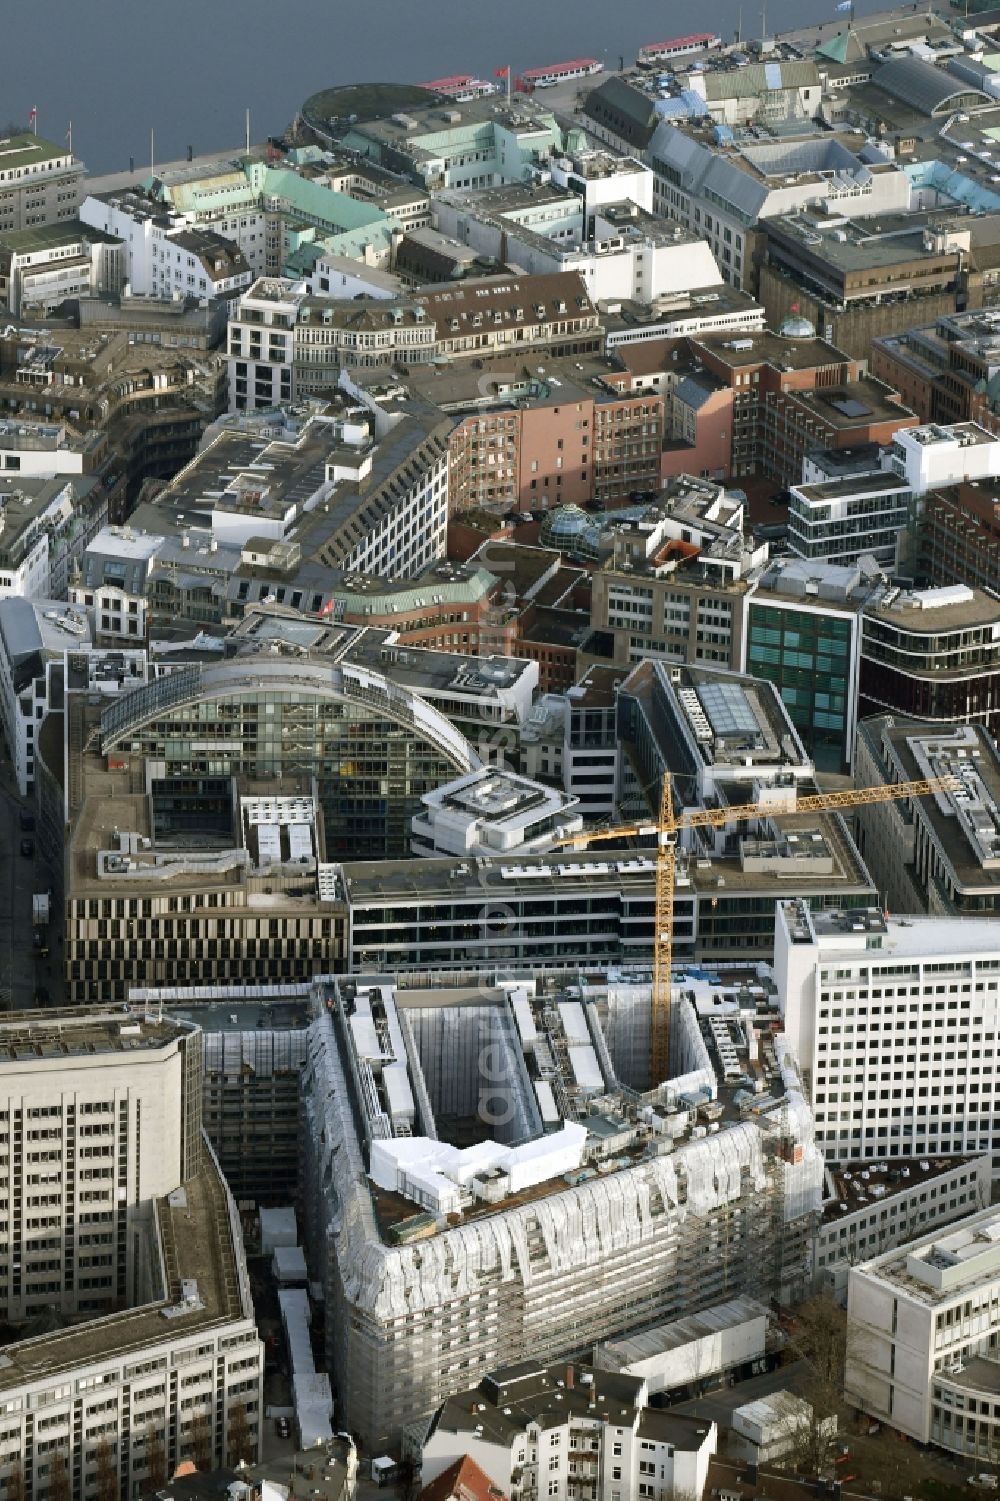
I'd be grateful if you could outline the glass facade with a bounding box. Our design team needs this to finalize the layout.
[747,603,854,773]
[105,671,472,859]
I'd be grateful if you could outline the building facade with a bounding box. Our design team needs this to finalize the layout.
[846,1205,1000,1461]
[777,901,1000,1170]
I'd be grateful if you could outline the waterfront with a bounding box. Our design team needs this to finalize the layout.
[4,0,893,174]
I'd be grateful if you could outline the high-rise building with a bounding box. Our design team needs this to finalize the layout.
[776,900,1000,1169]
[0,1005,262,1497]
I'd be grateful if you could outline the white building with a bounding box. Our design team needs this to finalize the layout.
[814,1155,993,1300]
[788,470,912,568]
[300,969,824,1447]
[226,277,435,409]
[846,1204,1000,1459]
[885,421,1000,495]
[432,187,723,305]
[0,598,91,792]
[547,150,655,214]
[0,221,124,316]
[682,60,823,126]
[776,900,1000,1170]
[418,1358,718,1501]
[80,191,252,301]
[0,417,88,480]
[410,766,582,858]
[0,1005,199,1321]
[69,525,164,643]
[0,474,108,603]
[731,1391,834,1465]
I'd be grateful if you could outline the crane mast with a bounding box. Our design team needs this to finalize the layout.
[555,773,959,1089]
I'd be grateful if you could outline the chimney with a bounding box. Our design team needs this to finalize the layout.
[566,1365,575,1389]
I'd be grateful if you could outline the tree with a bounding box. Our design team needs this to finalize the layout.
[143,1426,167,1497]
[776,1293,849,1477]
[49,1452,70,1501]
[95,1436,118,1501]
[191,1411,213,1470]
[5,1460,25,1501]
[226,1403,254,1468]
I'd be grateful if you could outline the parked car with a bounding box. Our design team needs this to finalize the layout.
[20,838,34,859]
[18,809,34,832]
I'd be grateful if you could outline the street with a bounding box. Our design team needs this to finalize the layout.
[0,773,62,1012]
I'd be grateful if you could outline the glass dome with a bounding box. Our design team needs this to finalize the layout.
[780,314,816,339]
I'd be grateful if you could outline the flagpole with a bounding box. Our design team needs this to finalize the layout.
[67,122,72,155]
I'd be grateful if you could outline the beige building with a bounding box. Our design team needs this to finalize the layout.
[0,1007,263,1500]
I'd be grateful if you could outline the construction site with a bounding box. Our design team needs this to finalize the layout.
[297,966,826,1449]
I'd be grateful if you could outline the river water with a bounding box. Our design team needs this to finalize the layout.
[3,0,884,174]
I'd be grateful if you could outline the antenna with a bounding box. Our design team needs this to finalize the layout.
[245,107,251,155]
[150,127,155,179]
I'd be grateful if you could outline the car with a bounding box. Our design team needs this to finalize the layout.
[969,1479,999,1492]
[275,1416,291,1439]
[19,838,34,859]
[18,809,34,832]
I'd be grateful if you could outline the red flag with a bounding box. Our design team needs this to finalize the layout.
[28,106,37,123]
[495,66,510,78]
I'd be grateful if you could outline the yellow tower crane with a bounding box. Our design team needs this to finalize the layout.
[553,773,960,1086]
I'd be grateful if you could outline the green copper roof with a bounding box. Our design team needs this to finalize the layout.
[817,30,850,64]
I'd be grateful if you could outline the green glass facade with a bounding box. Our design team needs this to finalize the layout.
[747,603,854,772]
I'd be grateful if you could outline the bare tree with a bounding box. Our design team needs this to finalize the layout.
[776,1293,849,1477]
[226,1402,254,1468]
[95,1436,118,1501]
[191,1410,213,1470]
[49,1452,70,1501]
[5,1460,25,1501]
[143,1425,167,1497]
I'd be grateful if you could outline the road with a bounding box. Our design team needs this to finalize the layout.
[0,759,62,1013]
[83,144,268,196]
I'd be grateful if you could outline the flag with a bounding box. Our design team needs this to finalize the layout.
[495,65,510,78]
[28,106,37,123]
[65,125,72,143]
[836,2,852,12]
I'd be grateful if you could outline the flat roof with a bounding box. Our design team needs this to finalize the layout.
[0,133,78,174]
[0,1006,191,1063]
[0,1149,247,1390]
[693,330,848,370]
[795,471,906,503]
[859,718,1000,892]
[822,1155,983,1225]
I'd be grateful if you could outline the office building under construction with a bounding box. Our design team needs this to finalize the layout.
[297,966,824,1448]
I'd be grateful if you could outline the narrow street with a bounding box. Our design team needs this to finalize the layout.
[0,770,62,1012]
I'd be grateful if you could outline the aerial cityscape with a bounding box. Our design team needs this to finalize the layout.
[9,5,1000,1500]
